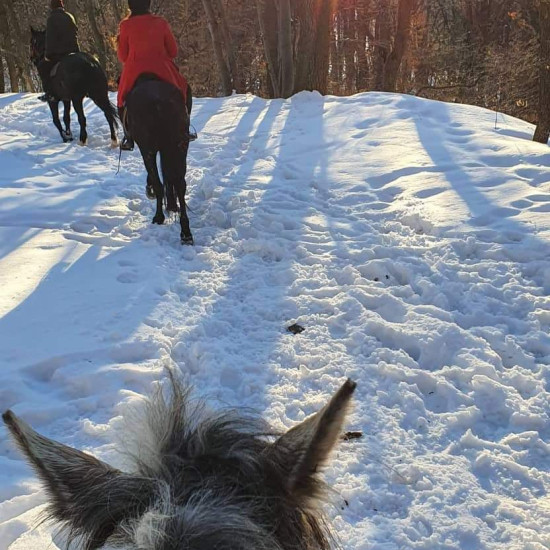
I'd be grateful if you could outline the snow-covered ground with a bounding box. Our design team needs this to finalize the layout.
[0,90,549,549]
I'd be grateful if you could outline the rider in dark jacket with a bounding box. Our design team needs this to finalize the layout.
[38,0,79,101]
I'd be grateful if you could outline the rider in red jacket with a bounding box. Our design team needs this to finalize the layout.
[117,0,192,150]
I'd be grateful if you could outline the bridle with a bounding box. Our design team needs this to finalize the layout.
[30,34,45,66]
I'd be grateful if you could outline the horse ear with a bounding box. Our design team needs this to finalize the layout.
[3,410,155,547]
[272,379,356,500]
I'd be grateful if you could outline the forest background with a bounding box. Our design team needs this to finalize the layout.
[0,0,548,140]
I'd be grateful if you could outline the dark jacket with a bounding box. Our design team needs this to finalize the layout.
[45,8,79,58]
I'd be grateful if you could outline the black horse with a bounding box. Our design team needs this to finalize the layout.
[30,28,118,146]
[125,75,193,244]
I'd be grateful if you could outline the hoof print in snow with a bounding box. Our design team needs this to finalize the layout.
[342,431,363,441]
[287,323,305,335]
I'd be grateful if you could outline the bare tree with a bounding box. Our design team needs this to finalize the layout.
[0,0,542,132]
[83,0,108,69]
[293,0,317,94]
[374,1,390,90]
[202,0,233,95]
[534,0,550,143]
[2,0,35,91]
[382,0,415,92]
[278,0,294,97]
[214,0,240,92]
[256,0,280,96]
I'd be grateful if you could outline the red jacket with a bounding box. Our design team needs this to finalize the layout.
[117,14,187,108]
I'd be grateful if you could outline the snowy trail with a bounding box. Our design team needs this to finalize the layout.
[1,91,550,549]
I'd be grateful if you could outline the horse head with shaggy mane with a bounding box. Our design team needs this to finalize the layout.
[3,376,356,550]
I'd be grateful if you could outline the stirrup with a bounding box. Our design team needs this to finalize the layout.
[120,136,134,151]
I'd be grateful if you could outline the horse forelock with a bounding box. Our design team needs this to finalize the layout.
[125,486,284,550]
[29,30,45,64]
[114,381,333,550]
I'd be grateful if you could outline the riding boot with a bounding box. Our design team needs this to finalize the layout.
[118,105,134,151]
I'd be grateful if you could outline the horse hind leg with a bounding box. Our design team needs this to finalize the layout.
[62,101,73,141]
[160,150,178,213]
[72,96,88,145]
[162,146,193,245]
[47,101,67,142]
[142,152,165,225]
[178,185,193,246]
[146,174,156,200]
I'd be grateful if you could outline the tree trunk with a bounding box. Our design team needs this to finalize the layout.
[278,0,294,97]
[215,0,241,92]
[356,0,370,91]
[2,0,34,91]
[17,60,35,91]
[374,0,390,90]
[311,0,336,94]
[0,56,5,93]
[293,0,316,93]
[84,0,108,69]
[382,0,415,92]
[202,0,233,95]
[256,0,280,97]
[344,1,357,94]
[330,8,342,91]
[0,0,17,92]
[534,0,550,144]
[6,55,19,92]
[111,0,123,22]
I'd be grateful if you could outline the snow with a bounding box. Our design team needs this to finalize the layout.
[1,90,550,549]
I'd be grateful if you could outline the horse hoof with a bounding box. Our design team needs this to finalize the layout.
[78,139,87,146]
[146,185,156,200]
[181,235,194,246]
[111,138,119,148]
[152,216,165,225]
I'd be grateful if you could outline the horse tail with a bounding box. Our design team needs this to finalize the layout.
[106,99,119,129]
[160,150,179,213]
[90,91,119,131]
[85,62,119,130]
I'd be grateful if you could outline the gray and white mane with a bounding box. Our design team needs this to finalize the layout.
[3,376,356,550]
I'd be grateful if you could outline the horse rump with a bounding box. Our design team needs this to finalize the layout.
[125,76,189,149]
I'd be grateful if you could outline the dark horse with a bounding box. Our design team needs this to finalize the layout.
[125,75,193,245]
[30,28,118,146]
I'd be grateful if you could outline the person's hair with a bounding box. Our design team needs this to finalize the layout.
[50,0,64,9]
[128,0,151,16]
